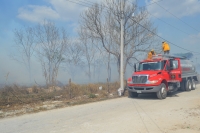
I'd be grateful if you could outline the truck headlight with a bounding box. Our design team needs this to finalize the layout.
[127,80,132,84]
[146,80,158,84]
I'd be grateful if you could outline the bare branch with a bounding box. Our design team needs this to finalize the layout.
[79,0,158,78]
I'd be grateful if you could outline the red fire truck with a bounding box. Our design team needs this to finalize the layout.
[127,54,198,99]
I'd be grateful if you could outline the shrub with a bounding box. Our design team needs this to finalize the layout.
[88,93,97,98]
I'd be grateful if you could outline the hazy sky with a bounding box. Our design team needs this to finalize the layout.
[1,0,200,85]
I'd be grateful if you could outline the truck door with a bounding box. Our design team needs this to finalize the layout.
[169,59,182,82]
[162,60,170,82]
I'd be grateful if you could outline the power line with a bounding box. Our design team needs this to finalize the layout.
[129,0,164,8]
[67,0,164,10]
[130,0,200,36]
[65,0,93,8]
[129,0,197,36]
[131,17,200,54]
[65,0,111,10]
[66,0,200,54]
[154,1,200,33]
[148,12,190,35]
[127,0,200,54]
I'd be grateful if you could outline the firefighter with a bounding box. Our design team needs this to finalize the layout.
[162,41,170,54]
[147,49,156,59]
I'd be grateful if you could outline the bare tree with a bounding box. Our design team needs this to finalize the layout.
[65,41,83,81]
[12,26,35,83]
[67,41,83,65]
[34,20,69,87]
[79,0,157,78]
[78,28,98,82]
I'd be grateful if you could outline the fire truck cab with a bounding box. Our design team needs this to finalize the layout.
[127,54,198,99]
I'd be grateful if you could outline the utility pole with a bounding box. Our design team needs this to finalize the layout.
[120,0,124,95]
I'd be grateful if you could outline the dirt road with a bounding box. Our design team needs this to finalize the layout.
[1,85,200,133]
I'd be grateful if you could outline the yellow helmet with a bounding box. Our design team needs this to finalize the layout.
[151,49,154,52]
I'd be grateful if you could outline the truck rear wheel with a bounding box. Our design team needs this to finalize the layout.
[156,83,167,99]
[128,91,138,98]
[191,79,196,90]
[185,79,192,91]
[180,81,185,91]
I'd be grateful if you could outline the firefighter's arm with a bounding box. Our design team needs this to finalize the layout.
[162,44,165,50]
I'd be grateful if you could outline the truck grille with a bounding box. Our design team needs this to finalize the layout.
[132,75,148,84]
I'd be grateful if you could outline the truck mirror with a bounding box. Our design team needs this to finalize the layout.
[134,63,137,72]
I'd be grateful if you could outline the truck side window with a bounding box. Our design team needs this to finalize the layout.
[172,60,178,69]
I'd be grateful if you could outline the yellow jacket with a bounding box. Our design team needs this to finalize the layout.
[147,51,156,59]
[162,42,170,51]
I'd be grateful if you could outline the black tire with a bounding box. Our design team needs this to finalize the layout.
[156,83,167,99]
[185,79,192,91]
[191,79,196,90]
[128,91,138,98]
[179,81,185,91]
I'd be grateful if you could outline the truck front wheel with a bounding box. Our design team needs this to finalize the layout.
[185,79,192,91]
[128,91,138,98]
[156,83,167,99]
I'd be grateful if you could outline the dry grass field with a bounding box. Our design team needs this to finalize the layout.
[0,82,125,118]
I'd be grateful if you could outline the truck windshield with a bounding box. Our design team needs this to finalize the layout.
[138,61,164,71]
